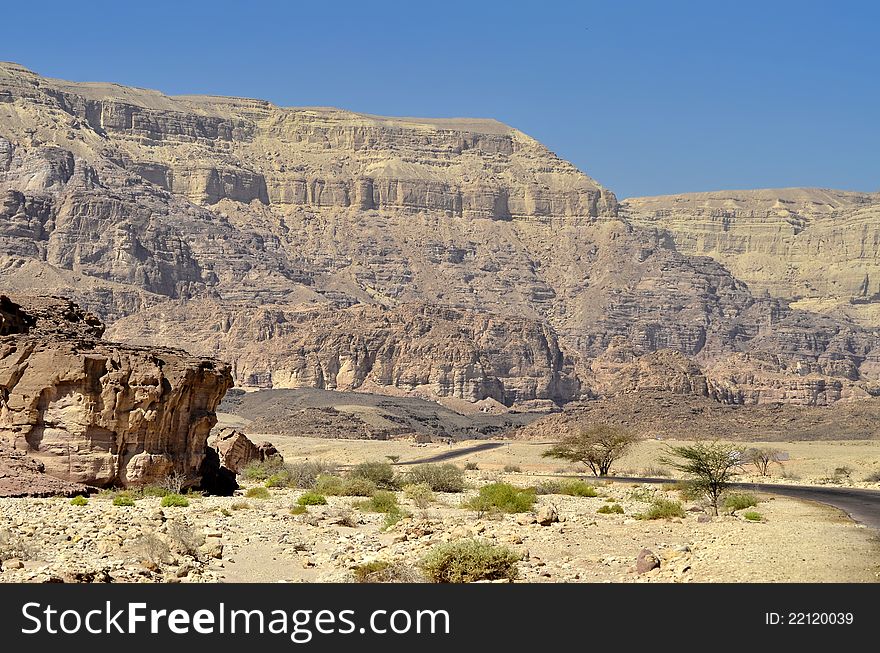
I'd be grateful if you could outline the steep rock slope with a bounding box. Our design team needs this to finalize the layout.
[622,188,880,326]
[0,295,232,487]
[2,63,879,406]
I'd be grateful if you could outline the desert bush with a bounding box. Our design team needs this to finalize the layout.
[341,477,378,497]
[112,493,136,507]
[724,493,758,512]
[597,503,624,514]
[534,480,562,495]
[382,510,408,530]
[244,487,271,500]
[285,460,338,489]
[745,448,783,476]
[314,474,344,495]
[297,492,328,506]
[403,483,435,508]
[503,464,521,473]
[158,470,190,495]
[265,473,290,488]
[230,501,250,510]
[161,493,190,508]
[421,539,520,583]
[70,495,88,506]
[865,470,880,482]
[464,462,479,470]
[350,461,397,489]
[241,458,285,482]
[626,486,655,502]
[833,466,853,480]
[139,485,169,498]
[357,490,399,513]
[289,505,307,515]
[743,511,763,522]
[404,463,465,492]
[353,560,421,583]
[131,533,171,565]
[385,455,401,464]
[558,479,598,497]
[464,482,535,514]
[166,519,202,556]
[640,498,686,520]
[641,466,671,478]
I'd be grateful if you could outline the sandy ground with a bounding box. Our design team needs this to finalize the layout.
[253,431,880,489]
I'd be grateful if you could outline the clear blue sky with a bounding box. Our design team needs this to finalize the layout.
[3,0,878,198]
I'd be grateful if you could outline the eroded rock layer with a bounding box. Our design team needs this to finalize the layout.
[2,63,880,407]
[0,295,232,487]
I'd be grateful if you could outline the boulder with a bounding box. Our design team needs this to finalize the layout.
[536,504,559,526]
[636,548,660,574]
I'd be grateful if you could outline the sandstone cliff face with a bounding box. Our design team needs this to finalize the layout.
[0,295,232,487]
[107,300,581,407]
[622,188,880,327]
[2,63,880,408]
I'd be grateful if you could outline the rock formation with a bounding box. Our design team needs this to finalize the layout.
[208,427,280,474]
[2,63,880,408]
[0,295,232,487]
[622,188,880,327]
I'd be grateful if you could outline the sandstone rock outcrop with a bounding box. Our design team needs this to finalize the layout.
[2,63,880,408]
[0,295,232,488]
[207,427,280,474]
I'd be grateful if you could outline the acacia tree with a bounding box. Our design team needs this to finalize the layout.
[542,425,639,477]
[661,441,744,515]
[745,447,782,476]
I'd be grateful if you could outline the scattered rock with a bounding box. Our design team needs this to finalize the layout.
[537,504,559,526]
[636,549,660,574]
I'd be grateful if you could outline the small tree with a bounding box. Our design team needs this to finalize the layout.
[661,441,744,515]
[745,448,781,477]
[542,425,638,477]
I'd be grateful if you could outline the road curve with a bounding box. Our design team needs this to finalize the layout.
[398,442,505,465]
[602,476,880,530]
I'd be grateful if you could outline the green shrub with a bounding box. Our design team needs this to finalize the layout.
[112,493,135,507]
[297,492,328,506]
[241,459,285,482]
[358,490,399,513]
[665,481,704,501]
[265,473,290,488]
[503,464,521,473]
[244,486,271,500]
[314,474,378,497]
[464,482,535,514]
[314,474,345,495]
[350,461,397,489]
[597,503,624,514]
[230,501,250,510]
[70,495,88,506]
[289,505,308,515]
[724,493,758,512]
[743,511,763,522]
[382,509,408,530]
[641,466,671,478]
[160,493,190,508]
[139,485,170,498]
[286,460,338,489]
[559,479,598,497]
[403,483,435,508]
[464,462,479,471]
[639,498,685,520]
[421,539,520,583]
[404,464,465,492]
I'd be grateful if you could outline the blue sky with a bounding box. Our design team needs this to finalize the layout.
[3,0,878,197]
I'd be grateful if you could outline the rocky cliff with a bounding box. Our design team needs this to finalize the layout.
[0,295,232,487]
[622,188,880,327]
[2,63,880,407]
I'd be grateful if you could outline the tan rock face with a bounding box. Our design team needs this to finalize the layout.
[207,428,278,474]
[622,188,880,326]
[0,295,232,487]
[2,63,880,407]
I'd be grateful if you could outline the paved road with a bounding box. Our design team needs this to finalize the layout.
[602,476,880,530]
[398,442,506,465]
